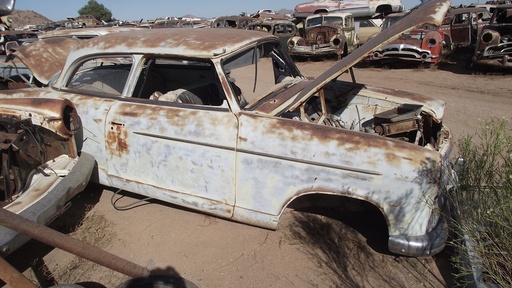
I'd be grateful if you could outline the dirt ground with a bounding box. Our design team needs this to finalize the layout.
[4,51,512,288]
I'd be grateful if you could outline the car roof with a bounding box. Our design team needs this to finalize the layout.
[67,28,277,59]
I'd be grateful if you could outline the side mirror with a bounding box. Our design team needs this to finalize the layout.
[0,0,15,17]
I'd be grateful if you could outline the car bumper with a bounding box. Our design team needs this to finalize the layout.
[0,152,95,256]
[290,46,340,57]
[370,44,437,63]
[472,54,512,68]
[388,202,449,257]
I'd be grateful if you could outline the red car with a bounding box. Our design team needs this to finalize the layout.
[368,13,447,65]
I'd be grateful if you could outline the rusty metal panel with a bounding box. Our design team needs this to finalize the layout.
[103,101,238,217]
[9,37,81,84]
[233,112,445,236]
[0,98,78,138]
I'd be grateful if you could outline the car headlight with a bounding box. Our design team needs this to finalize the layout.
[427,38,437,47]
[482,32,494,43]
[332,37,341,46]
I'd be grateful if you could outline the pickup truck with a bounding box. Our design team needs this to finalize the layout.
[294,0,404,19]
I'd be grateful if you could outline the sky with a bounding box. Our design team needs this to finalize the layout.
[14,0,484,22]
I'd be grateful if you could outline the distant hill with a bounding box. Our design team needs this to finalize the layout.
[8,9,54,29]
[278,9,294,16]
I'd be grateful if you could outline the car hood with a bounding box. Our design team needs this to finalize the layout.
[294,0,450,103]
[8,37,82,85]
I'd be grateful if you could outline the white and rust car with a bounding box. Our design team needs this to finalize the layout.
[3,0,455,257]
[288,12,359,59]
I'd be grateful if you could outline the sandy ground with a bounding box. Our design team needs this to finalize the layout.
[3,51,512,288]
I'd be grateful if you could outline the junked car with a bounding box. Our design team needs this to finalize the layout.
[293,0,404,19]
[368,12,449,65]
[439,7,491,48]
[356,18,384,46]
[210,16,255,29]
[4,0,455,257]
[0,98,95,256]
[246,19,297,49]
[288,12,359,59]
[472,3,512,68]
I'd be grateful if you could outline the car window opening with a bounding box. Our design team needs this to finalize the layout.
[134,57,225,106]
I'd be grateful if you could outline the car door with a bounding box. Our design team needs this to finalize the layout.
[104,58,238,217]
[450,12,471,46]
[104,102,237,216]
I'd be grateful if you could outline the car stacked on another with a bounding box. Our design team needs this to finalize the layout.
[288,12,359,59]
[4,0,456,257]
[293,0,404,19]
[472,3,512,68]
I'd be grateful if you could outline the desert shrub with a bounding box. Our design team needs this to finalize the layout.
[450,118,512,287]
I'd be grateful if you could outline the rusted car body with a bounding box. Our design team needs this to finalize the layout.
[210,16,255,29]
[288,12,359,59]
[0,98,95,256]
[0,30,38,55]
[439,7,491,48]
[368,12,448,64]
[3,0,455,257]
[246,19,297,49]
[0,28,139,90]
[294,0,404,19]
[369,25,447,64]
[472,3,512,68]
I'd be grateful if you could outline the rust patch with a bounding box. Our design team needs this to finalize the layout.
[106,123,128,157]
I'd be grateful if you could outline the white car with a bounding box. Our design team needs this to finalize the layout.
[4,0,455,257]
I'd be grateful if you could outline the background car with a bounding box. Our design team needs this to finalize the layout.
[288,12,359,59]
[472,3,512,68]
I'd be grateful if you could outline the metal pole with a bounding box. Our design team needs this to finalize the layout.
[0,208,150,278]
[0,256,37,288]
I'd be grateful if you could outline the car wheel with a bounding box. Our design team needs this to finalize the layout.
[175,91,203,105]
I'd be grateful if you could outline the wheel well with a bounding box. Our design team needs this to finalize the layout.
[314,9,329,14]
[375,5,393,16]
[287,193,389,227]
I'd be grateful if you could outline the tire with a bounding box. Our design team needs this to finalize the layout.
[175,91,203,105]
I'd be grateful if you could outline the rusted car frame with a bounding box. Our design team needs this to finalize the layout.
[288,12,359,59]
[210,16,255,29]
[439,7,491,48]
[369,23,447,64]
[367,11,450,65]
[472,3,512,68]
[0,98,95,256]
[5,0,455,257]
